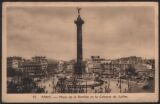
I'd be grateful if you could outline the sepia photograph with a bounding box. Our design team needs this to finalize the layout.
[2,2,159,103]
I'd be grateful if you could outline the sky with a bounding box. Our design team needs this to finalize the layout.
[6,6,156,60]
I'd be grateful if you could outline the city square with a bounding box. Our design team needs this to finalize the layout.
[6,7,155,94]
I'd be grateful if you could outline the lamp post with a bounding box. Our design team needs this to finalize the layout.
[73,76,77,93]
[126,67,131,93]
[86,80,87,93]
[119,71,122,93]
[127,75,130,92]
[108,75,110,89]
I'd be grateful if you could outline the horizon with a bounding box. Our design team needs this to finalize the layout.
[7,55,154,61]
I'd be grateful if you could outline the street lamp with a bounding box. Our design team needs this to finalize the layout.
[119,71,122,93]
[108,75,110,89]
[128,72,133,93]
[128,75,130,92]
[86,80,87,93]
[126,65,133,93]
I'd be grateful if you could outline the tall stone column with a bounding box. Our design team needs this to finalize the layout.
[74,8,84,75]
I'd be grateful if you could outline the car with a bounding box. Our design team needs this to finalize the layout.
[143,84,151,89]
[148,76,154,80]
[135,76,142,80]
[121,76,127,79]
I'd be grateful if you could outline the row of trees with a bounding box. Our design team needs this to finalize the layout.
[7,77,45,93]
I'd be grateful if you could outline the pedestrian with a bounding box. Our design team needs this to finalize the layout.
[105,87,107,93]
[124,88,127,93]
[95,89,97,93]
[100,87,103,93]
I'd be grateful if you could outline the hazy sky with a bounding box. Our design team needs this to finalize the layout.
[7,6,156,60]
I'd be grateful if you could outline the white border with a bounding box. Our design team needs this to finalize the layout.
[2,2,159,103]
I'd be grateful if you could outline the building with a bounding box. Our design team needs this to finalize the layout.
[135,63,154,78]
[32,56,48,70]
[61,60,76,74]
[58,60,64,72]
[85,56,105,74]
[22,60,42,77]
[114,56,143,65]
[7,56,23,70]
[7,56,24,77]
[65,61,74,74]
[21,56,48,78]
[47,59,59,75]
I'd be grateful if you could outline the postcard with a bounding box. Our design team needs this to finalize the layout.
[2,2,159,103]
